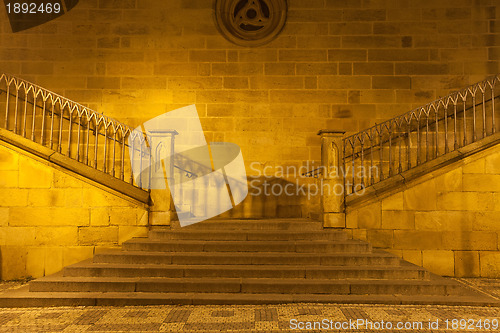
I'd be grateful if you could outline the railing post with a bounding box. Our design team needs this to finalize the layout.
[147,129,178,226]
[318,129,345,228]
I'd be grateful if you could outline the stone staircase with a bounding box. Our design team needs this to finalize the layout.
[0,218,497,307]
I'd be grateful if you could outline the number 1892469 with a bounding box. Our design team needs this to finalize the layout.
[444,319,499,330]
[5,2,61,14]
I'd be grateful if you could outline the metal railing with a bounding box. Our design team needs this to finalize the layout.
[0,73,154,190]
[301,167,323,178]
[343,74,500,196]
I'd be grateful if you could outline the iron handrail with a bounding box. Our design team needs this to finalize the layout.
[301,167,324,178]
[343,74,500,196]
[0,73,156,190]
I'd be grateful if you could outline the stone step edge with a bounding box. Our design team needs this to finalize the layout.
[0,288,497,307]
[147,233,348,241]
[64,263,425,272]
[149,230,339,234]
[92,251,401,265]
[170,218,319,223]
[123,239,368,245]
[94,250,397,258]
[30,276,459,287]
[29,278,462,294]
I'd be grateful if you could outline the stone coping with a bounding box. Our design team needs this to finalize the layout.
[0,127,150,205]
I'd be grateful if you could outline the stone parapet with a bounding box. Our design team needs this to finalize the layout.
[0,139,148,280]
[345,142,500,278]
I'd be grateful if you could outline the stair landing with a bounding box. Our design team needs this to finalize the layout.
[0,218,497,307]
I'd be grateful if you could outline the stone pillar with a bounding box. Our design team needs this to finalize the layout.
[317,130,346,228]
[147,130,178,227]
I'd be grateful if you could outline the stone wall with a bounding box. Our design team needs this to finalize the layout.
[346,143,500,278]
[0,141,148,280]
[0,0,498,217]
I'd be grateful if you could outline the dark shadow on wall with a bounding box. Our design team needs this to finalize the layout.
[218,176,321,219]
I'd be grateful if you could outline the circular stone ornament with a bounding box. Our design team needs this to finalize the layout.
[215,0,287,47]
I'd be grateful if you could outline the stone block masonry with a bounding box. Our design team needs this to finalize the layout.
[346,143,500,278]
[0,141,148,280]
[0,0,499,278]
[0,0,498,218]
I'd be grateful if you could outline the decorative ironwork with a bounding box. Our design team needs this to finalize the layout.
[215,0,287,46]
[0,73,159,191]
[302,167,324,178]
[343,75,500,196]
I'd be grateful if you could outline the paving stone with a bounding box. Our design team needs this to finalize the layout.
[0,301,498,332]
[254,308,278,321]
[183,321,255,330]
[340,307,371,321]
[296,306,322,315]
[210,310,235,317]
[0,313,19,325]
[74,309,108,325]
[36,311,64,319]
[163,309,192,323]
[86,323,162,331]
[124,310,150,318]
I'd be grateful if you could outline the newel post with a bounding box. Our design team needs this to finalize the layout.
[317,130,346,228]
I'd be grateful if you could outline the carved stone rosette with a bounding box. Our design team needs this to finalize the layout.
[214,0,287,46]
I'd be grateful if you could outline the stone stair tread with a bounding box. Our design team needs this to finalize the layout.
[150,230,345,236]
[96,250,399,260]
[29,276,461,294]
[124,239,365,245]
[170,219,324,230]
[179,221,322,224]
[93,251,401,266]
[148,230,348,241]
[66,263,424,272]
[25,276,484,298]
[1,286,497,307]
[122,239,371,253]
[31,276,454,286]
[95,250,398,259]
[180,218,318,223]
[33,276,140,283]
[151,230,339,234]
[62,263,428,279]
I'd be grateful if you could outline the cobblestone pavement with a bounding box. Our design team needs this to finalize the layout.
[0,278,498,333]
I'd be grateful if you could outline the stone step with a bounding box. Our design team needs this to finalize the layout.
[30,277,461,296]
[171,219,323,231]
[122,239,371,253]
[148,230,348,241]
[2,292,498,307]
[62,263,427,279]
[3,283,498,307]
[93,251,401,266]
[2,217,495,307]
